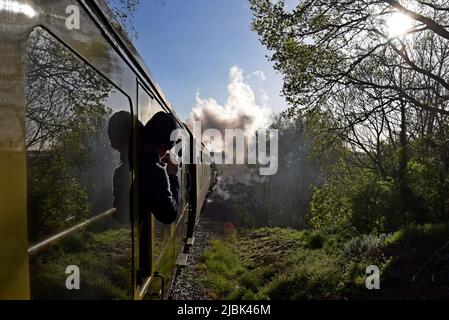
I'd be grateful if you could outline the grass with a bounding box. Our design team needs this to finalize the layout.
[29,225,132,300]
[198,238,245,299]
[199,223,449,300]
[253,247,342,300]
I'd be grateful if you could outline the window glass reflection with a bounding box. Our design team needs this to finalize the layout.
[25,27,132,299]
[137,86,172,265]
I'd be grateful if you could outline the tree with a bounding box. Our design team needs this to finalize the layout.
[26,28,114,241]
[106,0,141,39]
[250,0,449,117]
[26,29,111,151]
[250,0,449,230]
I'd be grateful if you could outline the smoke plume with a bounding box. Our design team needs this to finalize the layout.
[188,65,272,140]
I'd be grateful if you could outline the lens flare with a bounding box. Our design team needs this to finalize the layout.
[0,0,36,18]
[386,11,413,38]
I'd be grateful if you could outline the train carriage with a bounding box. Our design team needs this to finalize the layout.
[0,0,214,300]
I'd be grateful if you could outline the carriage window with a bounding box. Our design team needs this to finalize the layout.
[179,142,189,212]
[137,85,173,265]
[138,85,160,126]
[25,27,133,299]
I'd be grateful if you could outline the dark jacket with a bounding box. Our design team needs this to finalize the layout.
[139,143,180,225]
[138,143,179,279]
[112,157,132,224]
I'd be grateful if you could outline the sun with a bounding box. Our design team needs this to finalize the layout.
[386,11,414,38]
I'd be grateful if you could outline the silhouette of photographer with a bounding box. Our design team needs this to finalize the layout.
[139,111,180,225]
[138,111,180,279]
[108,111,133,224]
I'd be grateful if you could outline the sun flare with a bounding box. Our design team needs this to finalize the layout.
[386,11,414,38]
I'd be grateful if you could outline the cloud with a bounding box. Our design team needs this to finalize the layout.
[251,70,266,81]
[188,66,272,139]
[260,89,270,107]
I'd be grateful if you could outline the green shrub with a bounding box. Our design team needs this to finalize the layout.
[342,234,389,260]
[200,223,449,300]
[386,223,449,250]
[263,250,342,300]
[199,240,245,298]
[311,169,401,235]
[408,160,449,223]
[228,287,269,300]
[306,232,325,249]
[310,182,353,235]
[349,170,399,234]
[30,228,132,300]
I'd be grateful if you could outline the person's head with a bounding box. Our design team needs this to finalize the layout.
[143,111,179,158]
[108,111,132,153]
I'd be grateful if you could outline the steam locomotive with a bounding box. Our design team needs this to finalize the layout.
[0,0,214,299]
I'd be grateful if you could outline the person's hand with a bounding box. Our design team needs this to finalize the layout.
[162,152,179,176]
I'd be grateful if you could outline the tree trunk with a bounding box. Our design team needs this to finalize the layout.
[399,98,409,222]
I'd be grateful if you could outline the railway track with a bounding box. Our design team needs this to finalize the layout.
[171,190,233,300]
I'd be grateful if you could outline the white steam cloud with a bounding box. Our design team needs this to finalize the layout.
[251,70,266,81]
[187,66,276,200]
[188,66,272,141]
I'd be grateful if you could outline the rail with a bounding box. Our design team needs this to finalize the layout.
[27,208,117,257]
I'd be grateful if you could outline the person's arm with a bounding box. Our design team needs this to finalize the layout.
[150,164,179,224]
[168,174,180,205]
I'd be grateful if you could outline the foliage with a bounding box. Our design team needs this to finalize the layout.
[309,137,449,236]
[407,152,449,223]
[310,175,353,235]
[106,0,141,39]
[263,249,342,300]
[249,0,449,236]
[342,234,389,260]
[199,228,359,300]
[250,0,449,117]
[349,169,399,234]
[198,239,245,299]
[26,28,114,242]
[26,28,111,151]
[219,110,343,230]
[200,224,449,300]
[30,227,132,300]
[205,0,449,300]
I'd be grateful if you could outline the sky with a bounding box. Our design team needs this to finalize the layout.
[132,0,294,122]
